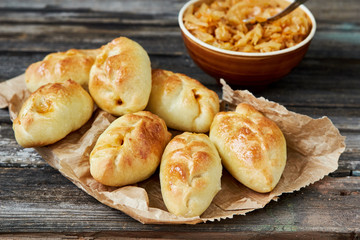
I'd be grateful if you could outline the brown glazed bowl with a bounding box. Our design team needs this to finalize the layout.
[178,0,316,87]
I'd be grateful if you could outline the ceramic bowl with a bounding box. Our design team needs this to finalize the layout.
[178,0,316,87]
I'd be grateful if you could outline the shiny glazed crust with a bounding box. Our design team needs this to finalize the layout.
[160,132,222,217]
[209,103,287,193]
[146,69,219,132]
[89,37,152,116]
[90,111,171,187]
[25,49,99,92]
[13,79,94,147]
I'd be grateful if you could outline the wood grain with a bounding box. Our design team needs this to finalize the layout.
[1,54,360,109]
[1,168,359,234]
[0,0,359,237]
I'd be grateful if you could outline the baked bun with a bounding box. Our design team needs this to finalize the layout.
[89,37,151,116]
[90,111,171,187]
[160,132,222,217]
[209,103,287,193]
[13,79,94,148]
[25,49,99,92]
[146,69,219,133]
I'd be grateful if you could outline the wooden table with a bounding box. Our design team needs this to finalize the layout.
[0,0,359,238]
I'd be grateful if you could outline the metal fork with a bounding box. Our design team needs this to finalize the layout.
[243,0,309,25]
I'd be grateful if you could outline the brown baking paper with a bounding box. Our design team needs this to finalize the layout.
[0,75,346,224]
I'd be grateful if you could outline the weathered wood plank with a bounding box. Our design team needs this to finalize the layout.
[0,122,358,172]
[0,0,358,236]
[0,10,177,25]
[0,109,11,123]
[0,0,186,15]
[0,167,359,234]
[0,231,357,239]
[0,0,359,60]
[1,7,359,28]
[0,25,183,55]
[0,24,359,60]
[0,0,359,24]
[1,53,359,108]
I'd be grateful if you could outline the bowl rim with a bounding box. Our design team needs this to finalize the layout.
[178,0,317,57]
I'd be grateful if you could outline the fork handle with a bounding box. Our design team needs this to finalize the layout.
[267,0,309,23]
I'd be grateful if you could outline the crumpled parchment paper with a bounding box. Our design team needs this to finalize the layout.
[0,75,346,224]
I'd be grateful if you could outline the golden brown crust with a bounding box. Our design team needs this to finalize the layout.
[90,111,171,187]
[146,69,220,133]
[89,37,152,116]
[160,132,222,217]
[13,79,94,147]
[209,103,287,193]
[25,49,99,92]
